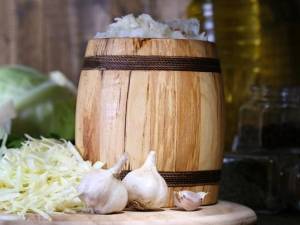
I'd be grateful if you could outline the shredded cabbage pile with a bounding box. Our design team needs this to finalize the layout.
[95,14,207,40]
[0,136,103,219]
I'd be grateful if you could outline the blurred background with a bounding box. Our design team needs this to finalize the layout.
[0,0,191,83]
[0,0,300,224]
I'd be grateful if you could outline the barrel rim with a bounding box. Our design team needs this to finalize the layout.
[90,37,217,46]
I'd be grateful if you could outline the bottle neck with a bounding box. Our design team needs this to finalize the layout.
[251,86,300,104]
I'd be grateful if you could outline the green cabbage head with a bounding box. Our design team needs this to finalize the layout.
[0,65,76,140]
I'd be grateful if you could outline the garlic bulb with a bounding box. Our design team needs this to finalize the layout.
[77,154,128,214]
[174,191,207,211]
[122,151,168,210]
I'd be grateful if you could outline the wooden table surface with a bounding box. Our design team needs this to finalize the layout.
[0,201,257,225]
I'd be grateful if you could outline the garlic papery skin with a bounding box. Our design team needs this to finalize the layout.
[122,151,168,210]
[77,154,128,214]
[174,191,208,211]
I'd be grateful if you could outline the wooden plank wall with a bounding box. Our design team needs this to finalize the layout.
[0,0,191,82]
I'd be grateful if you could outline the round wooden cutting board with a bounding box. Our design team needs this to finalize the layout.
[0,201,257,225]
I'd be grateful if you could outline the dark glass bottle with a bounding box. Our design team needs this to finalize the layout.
[187,0,300,151]
[234,86,300,151]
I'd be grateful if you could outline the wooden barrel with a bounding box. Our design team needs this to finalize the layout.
[75,38,224,207]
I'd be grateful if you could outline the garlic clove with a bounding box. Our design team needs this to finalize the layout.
[122,151,168,210]
[77,154,128,214]
[174,191,207,211]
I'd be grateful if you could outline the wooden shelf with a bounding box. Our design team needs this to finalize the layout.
[0,201,257,225]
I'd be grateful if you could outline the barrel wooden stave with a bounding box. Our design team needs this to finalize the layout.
[76,38,224,206]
